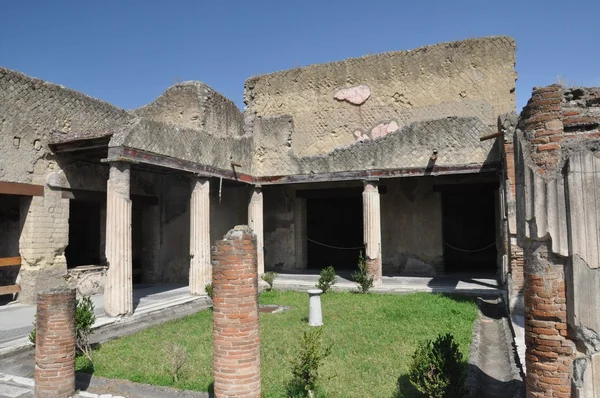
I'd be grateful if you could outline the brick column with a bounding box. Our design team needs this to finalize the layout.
[34,289,76,398]
[212,226,261,398]
[104,162,133,317]
[524,241,574,397]
[248,186,264,275]
[363,180,382,285]
[190,177,211,295]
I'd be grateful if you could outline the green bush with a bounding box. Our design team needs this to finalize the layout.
[351,251,374,293]
[287,327,333,398]
[316,266,337,294]
[408,333,466,398]
[29,296,96,363]
[204,283,213,299]
[261,272,278,291]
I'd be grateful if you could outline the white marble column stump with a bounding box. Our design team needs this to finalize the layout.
[248,186,265,276]
[308,289,323,326]
[104,162,133,317]
[363,180,382,285]
[190,177,211,295]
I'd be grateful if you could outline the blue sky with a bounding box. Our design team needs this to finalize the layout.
[1,0,598,112]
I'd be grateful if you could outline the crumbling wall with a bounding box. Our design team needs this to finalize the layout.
[0,68,131,184]
[515,85,600,397]
[134,81,245,138]
[246,36,516,177]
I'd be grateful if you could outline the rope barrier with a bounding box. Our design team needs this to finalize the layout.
[443,241,496,253]
[307,238,365,250]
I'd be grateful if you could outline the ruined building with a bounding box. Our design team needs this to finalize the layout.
[1,35,599,396]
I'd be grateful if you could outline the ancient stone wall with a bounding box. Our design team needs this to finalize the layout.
[515,85,600,397]
[134,81,245,138]
[0,68,131,184]
[246,36,516,177]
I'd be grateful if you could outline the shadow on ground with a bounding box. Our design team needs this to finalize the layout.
[392,364,524,398]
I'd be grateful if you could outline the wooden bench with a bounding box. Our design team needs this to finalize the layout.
[0,256,21,296]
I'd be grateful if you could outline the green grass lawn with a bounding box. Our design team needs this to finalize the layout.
[77,291,477,397]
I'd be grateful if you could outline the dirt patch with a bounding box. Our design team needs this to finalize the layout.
[259,304,291,314]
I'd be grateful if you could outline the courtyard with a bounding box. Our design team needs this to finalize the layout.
[75,291,477,397]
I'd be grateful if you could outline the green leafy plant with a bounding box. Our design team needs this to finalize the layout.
[408,333,466,398]
[204,283,213,299]
[29,296,96,364]
[287,327,333,398]
[261,272,278,291]
[28,320,36,344]
[351,251,374,293]
[75,296,96,364]
[316,266,337,294]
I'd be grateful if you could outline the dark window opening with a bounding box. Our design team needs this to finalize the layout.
[306,194,363,270]
[66,199,103,268]
[441,184,498,274]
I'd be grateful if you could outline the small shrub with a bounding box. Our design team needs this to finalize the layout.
[261,272,278,291]
[287,327,333,397]
[29,296,96,364]
[28,319,36,344]
[163,342,188,383]
[316,266,337,293]
[75,296,96,364]
[351,251,374,293]
[204,283,213,299]
[408,333,466,398]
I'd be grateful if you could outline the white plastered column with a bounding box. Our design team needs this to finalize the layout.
[104,162,133,317]
[248,186,264,275]
[189,177,211,295]
[363,179,382,285]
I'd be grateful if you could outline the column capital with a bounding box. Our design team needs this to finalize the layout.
[363,179,379,191]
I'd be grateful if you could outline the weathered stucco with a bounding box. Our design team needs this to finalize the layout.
[246,36,516,177]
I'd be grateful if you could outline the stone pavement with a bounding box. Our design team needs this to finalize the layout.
[0,284,209,356]
[0,372,209,398]
[275,271,502,296]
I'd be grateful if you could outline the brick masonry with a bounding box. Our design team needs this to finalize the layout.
[34,288,76,398]
[516,85,600,397]
[212,226,261,398]
[523,242,574,398]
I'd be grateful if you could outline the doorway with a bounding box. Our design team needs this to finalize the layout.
[305,189,363,270]
[441,184,497,274]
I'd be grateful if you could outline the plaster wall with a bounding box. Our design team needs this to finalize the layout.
[246,36,516,177]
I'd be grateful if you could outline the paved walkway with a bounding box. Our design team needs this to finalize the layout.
[0,284,203,354]
[469,298,524,397]
[275,271,501,295]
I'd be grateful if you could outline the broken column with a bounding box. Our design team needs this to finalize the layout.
[363,179,382,285]
[34,288,76,398]
[212,226,261,398]
[514,85,600,397]
[104,162,133,317]
[190,177,211,295]
[248,186,264,276]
